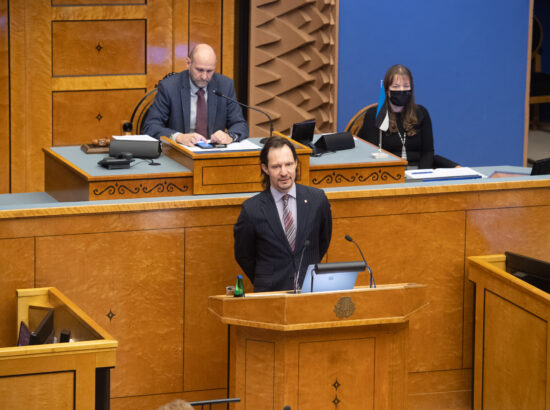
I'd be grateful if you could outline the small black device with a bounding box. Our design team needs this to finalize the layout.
[98,154,134,169]
[59,329,71,343]
[531,157,550,175]
[505,251,550,292]
[211,143,227,148]
[195,141,214,149]
[291,120,315,144]
[109,138,161,159]
[29,308,54,345]
[314,132,355,153]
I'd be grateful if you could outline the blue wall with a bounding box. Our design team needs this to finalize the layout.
[337,1,530,166]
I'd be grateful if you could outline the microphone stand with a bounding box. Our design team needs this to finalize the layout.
[293,240,310,293]
[213,90,273,143]
[345,235,376,288]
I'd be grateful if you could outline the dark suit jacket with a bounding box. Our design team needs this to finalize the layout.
[234,184,332,292]
[142,70,249,141]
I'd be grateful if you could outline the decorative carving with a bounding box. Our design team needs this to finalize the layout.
[106,309,115,322]
[332,378,341,408]
[312,169,402,185]
[92,181,189,197]
[96,113,103,122]
[96,42,103,53]
[249,0,338,137]
[334,296,355,319]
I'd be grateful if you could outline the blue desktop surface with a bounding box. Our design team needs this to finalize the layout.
[51,146,191,177]
[308,135,403,166]
[0,164,544,212]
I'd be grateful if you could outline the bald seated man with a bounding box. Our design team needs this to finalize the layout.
[142,43,248,146]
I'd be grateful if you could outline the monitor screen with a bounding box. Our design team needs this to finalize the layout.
[301,261,365,293]
[17,321,31,346]
[505,251,550,293]
[291,120,315,144]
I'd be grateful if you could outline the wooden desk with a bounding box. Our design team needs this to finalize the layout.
[160,136,311,195]
[209,284,427,410]
[1,167,549,409]
[468,255,550,410]
[0,287,117,410]
[44,146,192,201]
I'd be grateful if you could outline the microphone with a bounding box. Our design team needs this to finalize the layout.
[294,239,310,293]
[213,89,273,142]
[345,234,375,288]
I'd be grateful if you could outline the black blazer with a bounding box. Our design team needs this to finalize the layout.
[142,70,249,141]
[234,184,332,292]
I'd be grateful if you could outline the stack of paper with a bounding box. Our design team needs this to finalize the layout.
[406,167,486,181]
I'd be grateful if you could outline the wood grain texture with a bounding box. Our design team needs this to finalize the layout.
[1,179,550,408]
[468,255,550,410]
[35,229,185,398]
[52,20,146,76]
[0,372,74,410]
[53,89,146,145]
[189,0,222,73]
[0,0,8,193]
[0,238,35,348]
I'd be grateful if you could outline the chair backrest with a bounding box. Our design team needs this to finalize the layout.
[344,103,377,135]
[126,72,177,135]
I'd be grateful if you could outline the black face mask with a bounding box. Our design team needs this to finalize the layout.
[389,90,412,107]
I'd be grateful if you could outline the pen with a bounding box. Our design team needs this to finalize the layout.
[410,171,433,174]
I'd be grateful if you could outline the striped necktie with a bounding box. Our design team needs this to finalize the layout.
[282,194,296,251]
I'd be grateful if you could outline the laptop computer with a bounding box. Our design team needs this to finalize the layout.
[300,262,363,293]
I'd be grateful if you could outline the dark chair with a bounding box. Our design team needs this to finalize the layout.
[122,72,177,135]
[189,397,240,409]
[345,103,460,168]
[529,15,550,128]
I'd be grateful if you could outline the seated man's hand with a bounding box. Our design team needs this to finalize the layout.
[174,132,206,147]
[210,130,233,145]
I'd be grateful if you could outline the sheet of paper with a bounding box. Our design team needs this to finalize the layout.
[185,138,261,153]
[112,134,157,141]
[406,167,486,180]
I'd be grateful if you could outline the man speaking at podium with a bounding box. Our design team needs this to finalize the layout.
[234,136,332,292]
[142,43,248,146]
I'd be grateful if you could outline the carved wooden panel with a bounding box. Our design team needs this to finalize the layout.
[52,20,146,77]
[0,0,8,193]
[249,0,338,137]
[53,89,146,145]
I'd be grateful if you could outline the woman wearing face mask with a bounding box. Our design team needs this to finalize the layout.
[357,64,434,169]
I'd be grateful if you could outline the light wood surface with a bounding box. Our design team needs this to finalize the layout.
[468,255,550,410]
[4,0,234,193]
[0,178,550,408]
[0,287,117,410]
[213,285,425,410]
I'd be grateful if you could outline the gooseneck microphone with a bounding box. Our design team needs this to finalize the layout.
[294,239,310,293]
[213,89,273,142]
[345,234,376,288]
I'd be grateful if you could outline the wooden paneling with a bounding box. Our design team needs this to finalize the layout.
[0,372,74,410]
[183,225,242,391]
[482,291,546,409]
[0,0,8,193]
[0,238,35,348]
[7,0,233,192]
[53,89,146,145]
[244,340,275,408]
[52,20,146,77]
[35,229,186,398]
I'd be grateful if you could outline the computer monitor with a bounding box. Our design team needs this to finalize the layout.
[290,120,315,145]
[505,251,550,293]
[531,157,550,175]
[29,308,54,345]
[300,261,366,293]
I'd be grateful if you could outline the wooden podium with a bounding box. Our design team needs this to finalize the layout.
[0,287,118,410]
[468,255,550,410]
[209,284,427,410]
